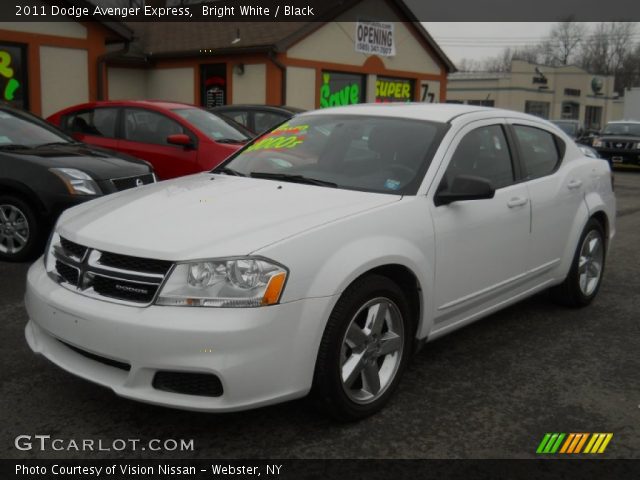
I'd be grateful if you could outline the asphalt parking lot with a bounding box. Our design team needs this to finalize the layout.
[1,171,639,460]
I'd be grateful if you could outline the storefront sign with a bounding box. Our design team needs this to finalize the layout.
[0,43,27,109]
[355,21,395,57]
[375,77,414,103]
[319,72,365,109]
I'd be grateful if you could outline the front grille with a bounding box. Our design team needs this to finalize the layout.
[59,340,131,371]
[53,237,172,305]
[604,141,635,150]
[153,371,223,397]
[99,252,172,275]
[92,275,158,304]
[56,260,79,285]
[60,237,87,260]
[111,173,155,191]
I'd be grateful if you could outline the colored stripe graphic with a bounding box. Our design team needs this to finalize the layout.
[538,433,613,454]
[536,433,565,454]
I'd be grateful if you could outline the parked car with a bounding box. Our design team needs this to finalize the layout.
[549,120,600,158]
[25,104,615,420]
[47,101,252,180]
[210,105,304,135]
[591,120,640,167]
[0,105,155,261]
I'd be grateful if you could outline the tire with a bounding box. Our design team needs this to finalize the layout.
[313,274,414,421]
[552,218,606,308]
[0,195,42,262]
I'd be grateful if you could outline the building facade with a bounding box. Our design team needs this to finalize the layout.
[447,60,618,130]
[0,0,454,118]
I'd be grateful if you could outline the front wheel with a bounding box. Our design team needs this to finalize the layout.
[313,274,414,421]
[0,195,42,262]
[552,218,606,308]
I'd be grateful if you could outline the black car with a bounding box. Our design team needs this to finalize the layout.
[591,121,640,167]
[0,105,155,261]
[209,105,305,135]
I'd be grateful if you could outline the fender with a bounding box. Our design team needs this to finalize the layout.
[0,178,48,215]
[259,198,436,338]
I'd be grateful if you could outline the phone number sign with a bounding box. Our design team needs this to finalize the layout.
[355,21,395,57]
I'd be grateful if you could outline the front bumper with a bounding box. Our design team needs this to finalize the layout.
[25,259,337,412]
[594,149,640,166]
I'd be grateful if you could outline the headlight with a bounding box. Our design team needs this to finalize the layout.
[592,138,603,148]
[156,257,288,307]
[44,231,60,280]
[50,168,101,195]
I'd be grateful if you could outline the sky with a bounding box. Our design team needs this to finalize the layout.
[422,22,555,65]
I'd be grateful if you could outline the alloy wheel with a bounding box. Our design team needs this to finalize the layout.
[0,204,30,254]
[340,297,405,404]
[578,229,604,296]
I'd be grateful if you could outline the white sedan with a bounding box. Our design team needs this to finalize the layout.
[25,104,615,420]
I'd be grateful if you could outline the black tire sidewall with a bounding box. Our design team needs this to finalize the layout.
[0,195,41,262]
[314,274,414,421]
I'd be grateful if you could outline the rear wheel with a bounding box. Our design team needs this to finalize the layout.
[552,218,606,307]
[0,195,42,262]
[313,274,414,421]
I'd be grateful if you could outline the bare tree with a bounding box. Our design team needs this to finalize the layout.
[541,21,586,66]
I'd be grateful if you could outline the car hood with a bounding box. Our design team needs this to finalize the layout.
[4,143,151,179]
[598,135,640,143]
[57,174,401,260]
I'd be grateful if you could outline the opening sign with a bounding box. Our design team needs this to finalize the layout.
[355,21,395,57]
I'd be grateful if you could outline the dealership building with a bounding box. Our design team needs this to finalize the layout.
[447,60,621,130]
[0,0,455,117]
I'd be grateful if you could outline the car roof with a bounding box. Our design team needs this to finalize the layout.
[301,103,520,123]
[64,100,197,111]
[211,105,305,113]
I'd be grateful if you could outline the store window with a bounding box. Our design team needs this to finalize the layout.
[561,101,580,120]
[467,100,495,107]
[319,71,366,108]
[375,77,414,103]
[201,63,227,108]
[585,106,603,131]
[524,101,550,119]
[0,42,28,110]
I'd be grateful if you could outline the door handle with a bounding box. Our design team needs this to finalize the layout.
[567,179,583,190]
[507,197,528,208]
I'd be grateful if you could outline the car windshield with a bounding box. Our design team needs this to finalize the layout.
[602,123,640,136]
[216,114,447,195]
[0,109,71,148]
[552,121,578,136]
[172,108,250,143]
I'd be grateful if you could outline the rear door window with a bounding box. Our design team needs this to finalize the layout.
[64,108,118,138]
[513,125,562,179]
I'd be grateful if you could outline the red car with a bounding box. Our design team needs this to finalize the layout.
[47,100,251,180]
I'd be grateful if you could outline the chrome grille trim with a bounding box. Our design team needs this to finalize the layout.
[51,237,174,307]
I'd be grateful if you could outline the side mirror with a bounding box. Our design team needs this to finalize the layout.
[435,175,495,206]
[167,134,193,148]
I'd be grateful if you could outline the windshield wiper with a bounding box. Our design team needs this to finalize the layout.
[250,172,337,188]
[35,141,78,148]
[216,138,247,144]
[212,166,246,176]
[0,144,31,150]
